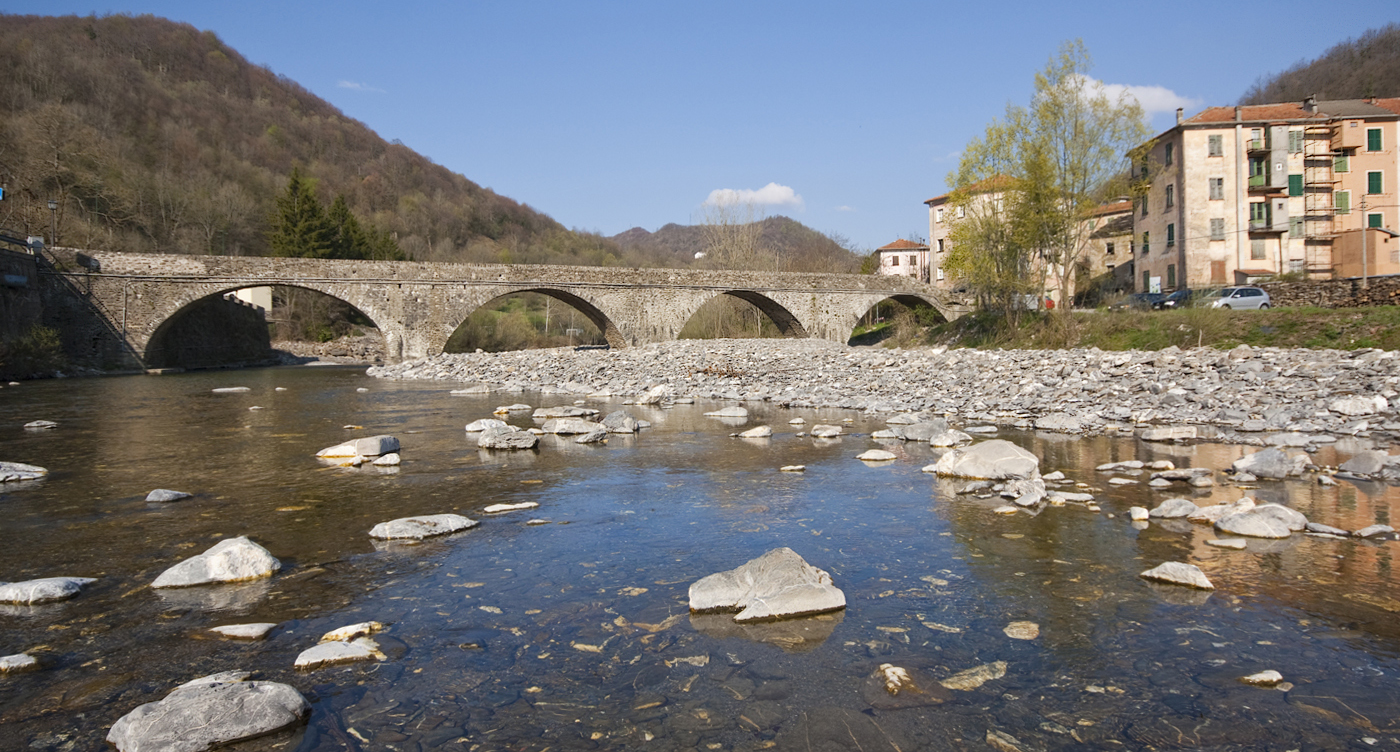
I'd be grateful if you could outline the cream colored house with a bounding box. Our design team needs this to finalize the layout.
[1133,97,1400,292]
[874,238,931,282]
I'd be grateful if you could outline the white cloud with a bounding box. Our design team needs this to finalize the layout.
[704,182,804,209]
[834,205,855,212]
[338,80,386,93]
[1076,76,1200,115]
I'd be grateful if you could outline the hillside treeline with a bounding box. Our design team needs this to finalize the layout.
[0,13,644,266]
[1241,24,1400,104]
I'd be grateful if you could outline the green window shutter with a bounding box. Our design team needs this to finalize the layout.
[1369,171,1383,194]
[1167,224,1175,246]
[1290,216,1304,238]
[1335,155,1349,173]
[1288,174,1303,196]
[1167,264,1176,288]
[1289,130,1303,153]
[1368,128,1382,152]
[1371,213,1384,229]
[1335,191,1350,214]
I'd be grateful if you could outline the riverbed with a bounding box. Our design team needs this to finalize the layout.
[2,365,1400,750]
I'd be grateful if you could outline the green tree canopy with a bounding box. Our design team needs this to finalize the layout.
[944,40,1149,318]
[269,168,335,258]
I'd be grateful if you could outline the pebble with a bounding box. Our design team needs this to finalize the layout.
[1003,621,1040,640]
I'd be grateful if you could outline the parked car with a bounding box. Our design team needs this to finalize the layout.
[1151,289,1205,310]
[1108,292,1164,311]
[1202,286,1271,310]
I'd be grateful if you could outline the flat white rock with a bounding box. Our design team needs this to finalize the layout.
[857,449,897,462]
[23,420,57,430]
[1242,670,1283,685]
[294,638,382,669]
[933,440,1039,480]
[151,537,281,588]
[483,501,539,514]
[320,621,384,643]
[0,576,97,605]
[371,453,400,466]
[210,387,250,393]
[465,418,507,432]
[0,653,38,673]
[738,425,772,439]
[1139,562,1214,590]
[146,489,193,502]
[704,406,748,418]
[0,462,48,482]
[316,435,399,458]
[209,623,278,640]
[369,514,478,540]
[780,465,806,472]
[810,424,843,438]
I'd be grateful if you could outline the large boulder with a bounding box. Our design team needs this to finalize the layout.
[633,384,671,405]
[601,410,639,433]
[1340,450,1390,477]
[151,537,281,588]
[1139,562,1214,590]
[369,514,478,540]
[0,576,96,605]
[1215,506,1298,539]
[315,435,399,458]
[0,461,47,483]
[689,547,845,623]
[1330,395,1387,416]
[1231,447,1307,479]
[928,429,972,447]
[464,418,507,433]
[540,417,604,435]
[932,440,1039,480]
[1149,498,1199,519]
[107,673,309,752]
[533,406,598,419]
[900,420,951,442]
[477,425,538,450]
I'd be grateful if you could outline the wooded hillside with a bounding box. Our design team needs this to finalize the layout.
[0,13,649,266]
[611,216,863,273]
[1241,24,1400,104]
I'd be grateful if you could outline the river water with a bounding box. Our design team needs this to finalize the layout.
[2,366,1400,751]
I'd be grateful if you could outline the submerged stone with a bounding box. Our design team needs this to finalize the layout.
[369,514,478,540]
[107,673,309,752]
[0,576,96,605]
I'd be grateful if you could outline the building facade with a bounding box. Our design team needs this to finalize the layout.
[874,238,931,282]
[1133,97,1400,293]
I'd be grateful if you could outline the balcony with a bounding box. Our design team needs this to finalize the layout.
[1247,138,1269,152]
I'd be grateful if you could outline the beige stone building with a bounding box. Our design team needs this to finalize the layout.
[1133,97,1400,293]
[874,238,931,282]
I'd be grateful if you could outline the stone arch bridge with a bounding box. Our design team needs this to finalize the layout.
[49,250,968,366]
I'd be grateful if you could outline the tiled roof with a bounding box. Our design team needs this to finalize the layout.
[1184,98,1400,126]
[925,175,1013,205]
[1373,98,1400,116]
[877,239,929,251]
[1091,200,1133,217]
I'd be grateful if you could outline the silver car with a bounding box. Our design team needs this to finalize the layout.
[1204,286,1271,310]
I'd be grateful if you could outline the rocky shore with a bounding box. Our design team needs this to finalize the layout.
[368,339,1400,446]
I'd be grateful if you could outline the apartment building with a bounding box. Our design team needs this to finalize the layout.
[874,238,931,281]
[924,176,1010,291]
[1133,97,1400,292]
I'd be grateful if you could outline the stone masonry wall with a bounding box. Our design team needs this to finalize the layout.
[1259,276,1400,308]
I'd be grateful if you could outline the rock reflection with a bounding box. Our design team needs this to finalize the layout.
[153,580,272,613]
[688,610,843,652]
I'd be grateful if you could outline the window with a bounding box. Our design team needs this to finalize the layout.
[1251,128,1263,148]
[1335,155,1350,173]
[1167,264,1176,288]
[935,207,944,223]
[1370,213,1384,229]
[1368,170,1383,195]
[956,206,965,219]
[1250,202,1270,225]
[1106,263,1115,271]
[1141,197,1148,216]
[1208,134,1223,157]
[1210,218,1225,240]
[1165,184,1174,208]
[1288,174,1303,197]
[1167,223,1175,247]
[1289,129,1303,153]
[1142,232,1149,254]
[1368,127,1382,152]
[1336,190,1350,214]
[1105,242,1115,256]
[1209,178,1224,200]
[937,239,945,253]
[890,256,899,266]
[908,255,917,267]
[1290,216,1304,238]
[1249,157,1267,185]
[1142,270,1150,291]
[1251,239,1266,260]
[1165,143,1174,166]
[936,268,944,281]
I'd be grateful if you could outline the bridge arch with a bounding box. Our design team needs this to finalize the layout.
[675,289,809,340]
[434,285,626,354]
[139,282,405,367]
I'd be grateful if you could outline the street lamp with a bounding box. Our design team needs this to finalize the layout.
[47,199,57,249]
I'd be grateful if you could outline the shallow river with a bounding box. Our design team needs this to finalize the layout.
[3,366,1400,751]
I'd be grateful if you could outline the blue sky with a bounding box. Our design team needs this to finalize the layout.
[6,1,1399,251]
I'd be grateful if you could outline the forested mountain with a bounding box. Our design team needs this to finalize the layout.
[611,216,863,273]
[0,13,656,266]
[1241,24,1400,104]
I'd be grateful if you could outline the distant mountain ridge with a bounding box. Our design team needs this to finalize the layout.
[611,216,862,273]
[1242,24,1400,104]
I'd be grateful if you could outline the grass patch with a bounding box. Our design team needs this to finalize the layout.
[915,306,1400,352]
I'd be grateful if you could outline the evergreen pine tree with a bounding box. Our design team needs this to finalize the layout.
[327,194,370,259]
[268,168,335,258]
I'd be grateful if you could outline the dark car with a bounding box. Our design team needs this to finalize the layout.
[1152,289,1204,310]
[1109,292,1164,311]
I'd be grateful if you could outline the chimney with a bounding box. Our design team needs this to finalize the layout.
[1304,95,1317,114]
[1235,106,1242,123]
[1175,107,1183,125]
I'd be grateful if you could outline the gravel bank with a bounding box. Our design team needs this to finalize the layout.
[367,339,1400,441]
